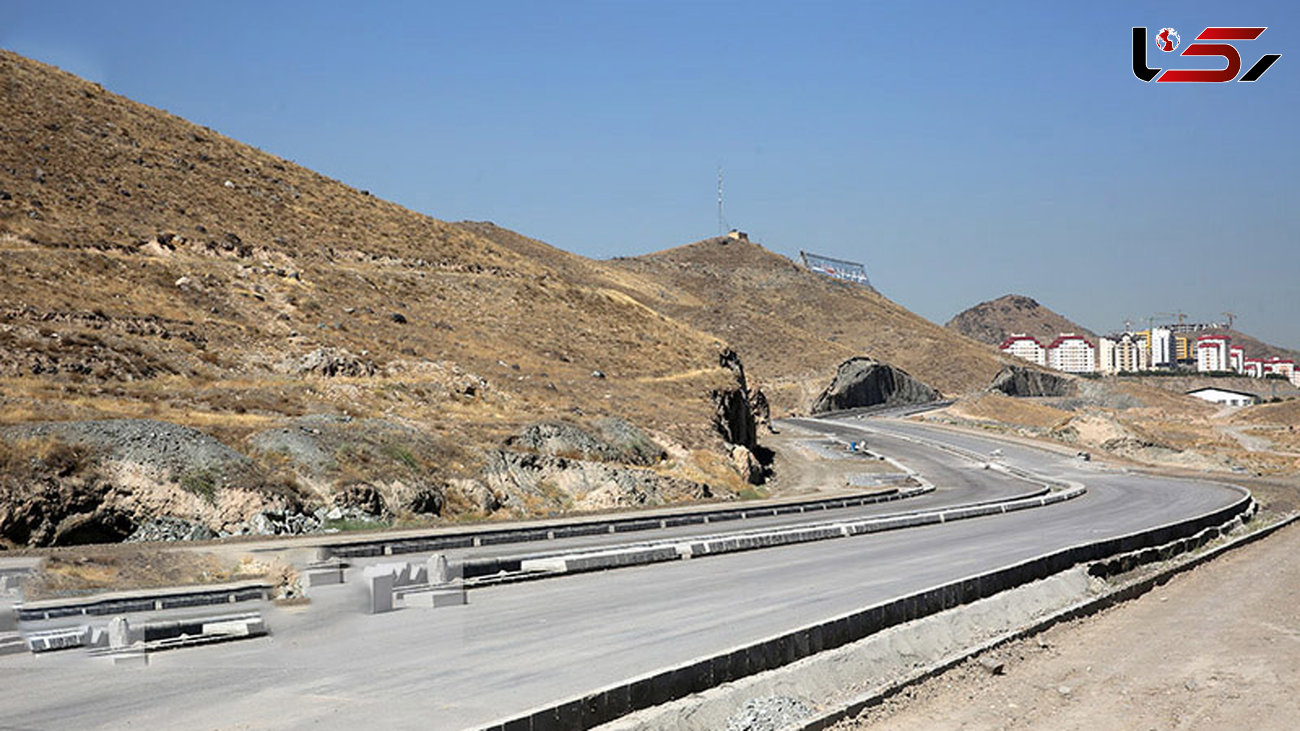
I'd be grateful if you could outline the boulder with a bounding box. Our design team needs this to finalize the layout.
[811,357,940,414]
[989,364,1077,397]
[332,483,388,518]
[731,445,763,485]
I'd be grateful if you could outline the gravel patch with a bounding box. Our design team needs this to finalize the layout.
[725,696,813,731]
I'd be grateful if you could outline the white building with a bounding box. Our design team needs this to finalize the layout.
[999,334,1046,366]
[1047,333,1096,374]
[1228,346,1245,374]
[1186,387,1258,407]
[1097,337,1118,375]
[1196,335,1231,373]
[1244,358,1264,378]
[1263,358,1295,381]
[1149,326,1173,368]
[1118,332,1149,373]
[1097,333,1146,374]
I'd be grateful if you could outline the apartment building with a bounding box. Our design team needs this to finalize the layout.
[998,334,1046,366]
[1047,333,1096,374]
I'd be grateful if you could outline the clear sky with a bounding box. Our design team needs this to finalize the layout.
[5,2,1298,347]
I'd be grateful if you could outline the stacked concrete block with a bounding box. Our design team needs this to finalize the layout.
[25,626,89,653]
[304,564,345,588]
[368,572,394,614]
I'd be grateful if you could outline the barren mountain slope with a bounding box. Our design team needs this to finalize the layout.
[0,50,754,543]
[605,236,1013,412]
[947,294,1097,346]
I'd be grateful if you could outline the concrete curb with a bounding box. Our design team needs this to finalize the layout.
[477,488,1253,731]
[461,483,1077,585]
[795,507,1295,731]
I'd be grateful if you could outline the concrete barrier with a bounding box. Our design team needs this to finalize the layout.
[479,490,1253,731]
[326,488,933,559]
[24,626,89,653]
[521,546,682,574]
[16,582,271,622]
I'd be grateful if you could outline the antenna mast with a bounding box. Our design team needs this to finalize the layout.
[717,166,725,234]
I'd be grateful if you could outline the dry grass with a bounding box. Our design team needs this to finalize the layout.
[1231,400,1300,427]
[949,392,1073,430]
[22,549,275,600]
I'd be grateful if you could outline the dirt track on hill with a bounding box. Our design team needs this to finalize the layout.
[837,521,1300,730]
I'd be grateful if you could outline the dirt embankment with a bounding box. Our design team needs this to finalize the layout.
[837,522,1300,730]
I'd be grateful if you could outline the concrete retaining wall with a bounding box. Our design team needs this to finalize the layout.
[479,491,1253,731]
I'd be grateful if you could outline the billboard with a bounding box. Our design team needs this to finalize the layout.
[800,251,872,288]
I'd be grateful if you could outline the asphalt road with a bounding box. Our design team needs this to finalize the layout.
[0,417,1245,730]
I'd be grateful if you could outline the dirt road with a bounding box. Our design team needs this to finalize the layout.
[840,521,1300,730]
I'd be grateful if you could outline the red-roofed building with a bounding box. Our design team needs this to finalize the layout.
[1046,333,1095,374]
[1196,334,1231,373]
[1229,345,1245,374]
[1244,358,1264,378]
[1262,357,1295,381]
[999,334,1046,366]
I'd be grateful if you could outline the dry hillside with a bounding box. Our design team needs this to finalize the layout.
[604,236,1014,412]
[0,50,760,544]
[947,294,1096,347]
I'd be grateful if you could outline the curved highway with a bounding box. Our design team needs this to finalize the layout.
[0,416,1247,730]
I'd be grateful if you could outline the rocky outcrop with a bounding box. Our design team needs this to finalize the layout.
[712,348,763,449]
[811,357,941,414]
[293,347,376,377]
[444,478,499,514]
[125,517,216,543]
[505,417,665,466]
[713,388,757,449]
[989,364,1077,398]
[750,388,772,434]
[731,445,763,486]
[482,450,715,514]
[0,420,300,546]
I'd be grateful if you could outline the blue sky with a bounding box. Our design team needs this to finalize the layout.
[5,2,1298,347]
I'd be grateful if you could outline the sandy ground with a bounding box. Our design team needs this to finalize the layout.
[764,421,901,497]
[837,521,1300,730]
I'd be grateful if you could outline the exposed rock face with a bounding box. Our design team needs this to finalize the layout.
[0,420,297,545]
[332,483,388,518]
[482,450,715,514]
[126,516,216,543]
[713,388,757,449]
[731,445,763,486]
[811,357,940,414]
[444,478,499,514]
[750,388,773,434]
[505,418,665,466]
[712,348,761,449]
[989,364,1077,398]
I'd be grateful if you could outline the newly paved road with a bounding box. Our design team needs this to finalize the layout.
[0,417,1245,730]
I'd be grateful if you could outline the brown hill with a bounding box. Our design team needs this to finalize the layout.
[603,236,1013,412]
[0,49,1020,545]
[947,294,1096,348]
[0,50,756,542]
